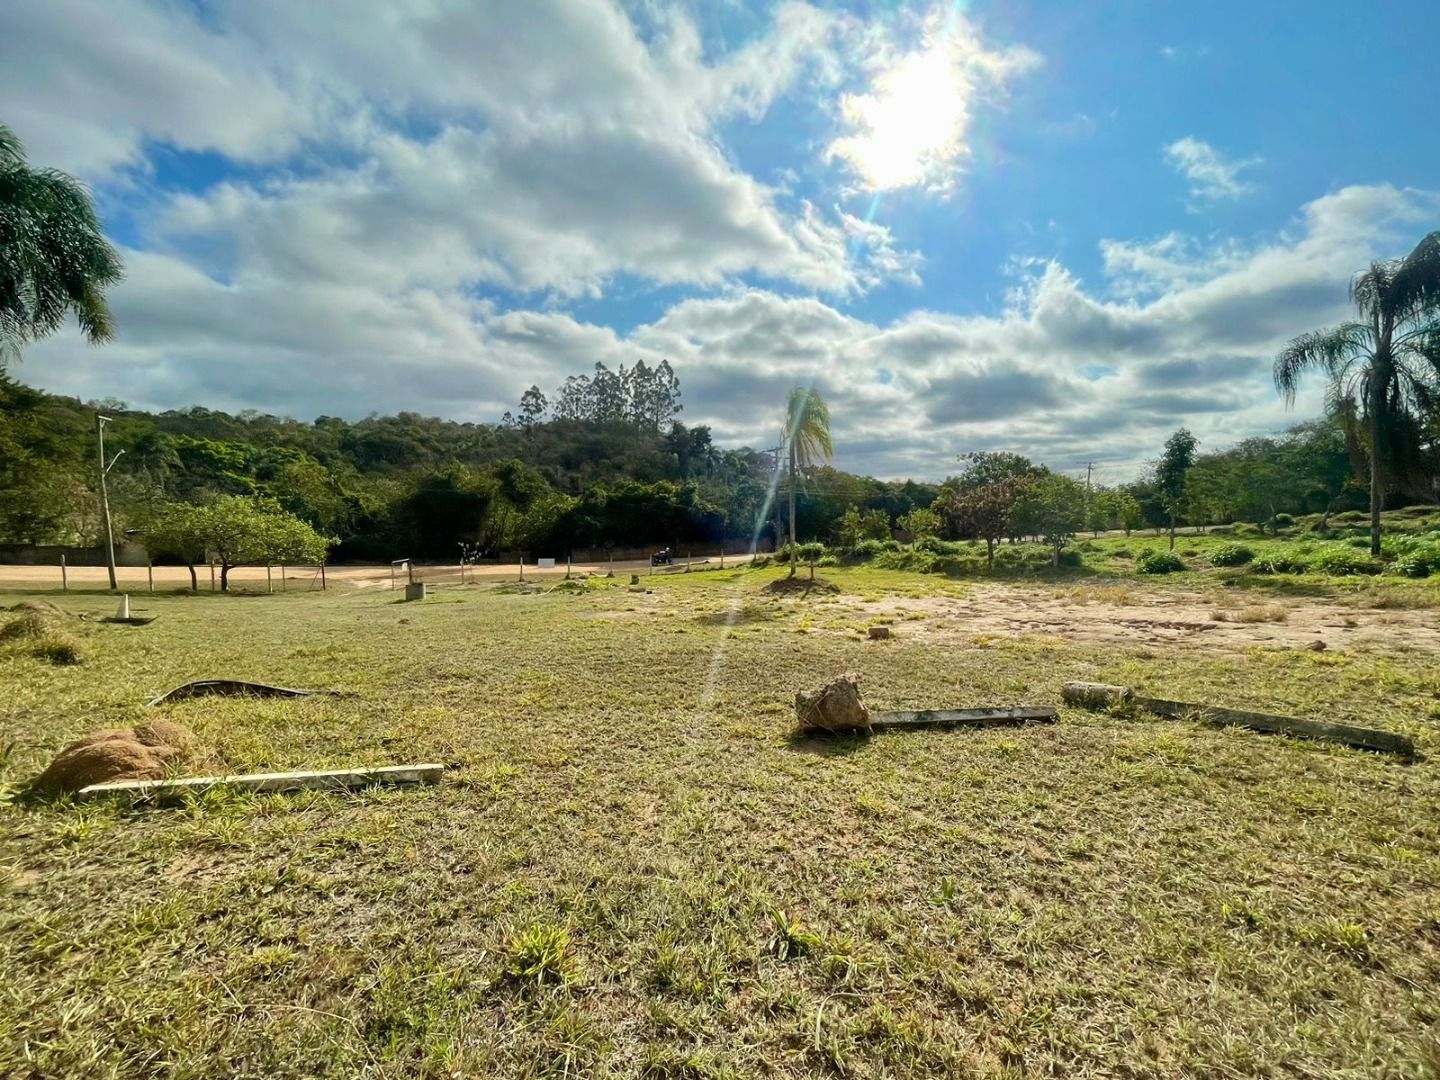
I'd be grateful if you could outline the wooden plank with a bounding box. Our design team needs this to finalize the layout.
[1134,696,1414,758]
[77,763,444,802]
[873,707,1057,731]
[1062,681,1413,757]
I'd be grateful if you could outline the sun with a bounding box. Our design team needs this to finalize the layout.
[826,12,1039,193]
[831,45,973,191]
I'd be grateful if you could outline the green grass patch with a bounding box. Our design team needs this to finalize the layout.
[0,572,1436,1076]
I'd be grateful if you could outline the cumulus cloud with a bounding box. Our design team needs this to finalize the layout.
[27,184,1434,483]
[5,3,1433,484]
[3,0,915,297]
[1164,137,1260,204]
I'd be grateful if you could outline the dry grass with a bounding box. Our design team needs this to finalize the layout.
[1210,604,1289,624]
[1,567,1438,1078]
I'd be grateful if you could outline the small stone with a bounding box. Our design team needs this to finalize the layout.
[1306,640,1327,652]
[867,625,892,640]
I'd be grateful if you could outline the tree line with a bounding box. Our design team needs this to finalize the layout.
[3,114,1438,575]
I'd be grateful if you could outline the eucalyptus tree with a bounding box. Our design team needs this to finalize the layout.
[1275,232,1440,554]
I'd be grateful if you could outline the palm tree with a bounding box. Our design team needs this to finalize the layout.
[0,123,123,359]
[784,387,833,577]
[1275,232,1440,555]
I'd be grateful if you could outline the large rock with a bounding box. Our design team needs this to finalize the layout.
[31,721,202,795]
[795,673,872,734]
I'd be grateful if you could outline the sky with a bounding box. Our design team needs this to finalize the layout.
[4,0,1438,483]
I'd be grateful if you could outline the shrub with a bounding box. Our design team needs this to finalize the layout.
[1110,548,1133,559]
[932,554,987,576]
[1254,554,1310,574]
[1387,539,1440,578]
[1234,523,1264,538]
[1270,513,1295,529]
[874,548,936,573]
[852,539,885,560]
[915,536,961,555]
[817,555,839,568]
[1309,545,1381,576]
[1057,548,1083,568]
[993,546,1054,572]
[1136,550,1185,574]
[1209,543,1254,567]
[1209,525,1234,536]
[1390,551,1431,578]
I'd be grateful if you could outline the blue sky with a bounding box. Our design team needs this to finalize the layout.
[3,0,1438,480]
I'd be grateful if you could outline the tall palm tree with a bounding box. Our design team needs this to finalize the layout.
[0,123,123,359]
[1275,232,1440,555]
[784,387,833,577]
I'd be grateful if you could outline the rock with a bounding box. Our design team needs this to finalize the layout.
[867,625,892,640]
[31,721,203,795]
[795,673,872,734]
[1306,640,1327,652]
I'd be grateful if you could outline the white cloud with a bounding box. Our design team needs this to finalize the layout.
[2,0,915,297]
[0,0,304,175]
[1164,137,1260,204]
[23,185,1437,481]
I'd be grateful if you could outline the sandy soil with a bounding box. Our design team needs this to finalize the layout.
[857,583,1440,655]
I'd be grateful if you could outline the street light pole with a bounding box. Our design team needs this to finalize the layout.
[97,415,119,591]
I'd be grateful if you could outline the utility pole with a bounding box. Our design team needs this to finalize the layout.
[97,415,123,592]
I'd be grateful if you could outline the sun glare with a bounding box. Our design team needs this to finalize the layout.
[831,45,972,191]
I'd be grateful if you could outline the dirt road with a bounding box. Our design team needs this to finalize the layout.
[0,555,751,592]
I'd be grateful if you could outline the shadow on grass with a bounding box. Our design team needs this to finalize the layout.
[784,730,870,757]
[695,604,776,627]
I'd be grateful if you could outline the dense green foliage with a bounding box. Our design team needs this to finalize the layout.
[0,124,123,356]
[0,373,936,560]
[1274,231,1440,554]
[1,333,1435,567]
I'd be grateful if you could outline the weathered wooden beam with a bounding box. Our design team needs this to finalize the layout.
[873,707,1057,731]
[1061,681,1414,758]
[1135,696,1414,758]
[77,763,444,802]
[148,680,344,707]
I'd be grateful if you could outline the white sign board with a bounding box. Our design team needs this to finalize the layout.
[537,558,556,569]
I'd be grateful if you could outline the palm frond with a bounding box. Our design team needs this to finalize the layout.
[0,124,22,168]
[1388,231,1440,323]
[1273,323,1370,404]
[0,150,123,349]
[785,387,833,469]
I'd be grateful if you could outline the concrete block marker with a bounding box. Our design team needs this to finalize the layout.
[77,763,445,802]
[405,582,428,601]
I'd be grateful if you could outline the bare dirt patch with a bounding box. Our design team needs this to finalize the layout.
[844,583,1440,654]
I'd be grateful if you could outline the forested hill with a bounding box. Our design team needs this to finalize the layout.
[0,372,940,559]
[0,363,1410,563]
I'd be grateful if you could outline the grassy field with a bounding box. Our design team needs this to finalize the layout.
[2,564,1439,1078]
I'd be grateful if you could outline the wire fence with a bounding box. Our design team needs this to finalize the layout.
[0,559,329,593]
